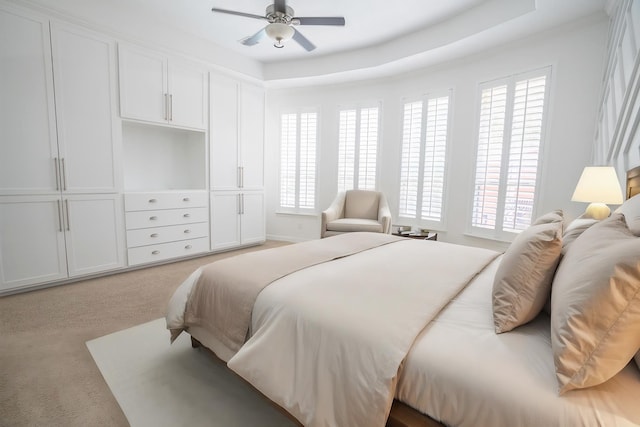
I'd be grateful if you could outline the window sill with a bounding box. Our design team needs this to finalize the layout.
[463,232,514,244]
[275,210,318,217]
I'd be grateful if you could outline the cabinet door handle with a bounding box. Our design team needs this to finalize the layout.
[54,158,60,191]
[169,94,173,121]
[183,213,190,218]
[65,199,70,231]
[56,199,63,232]
[240,166,244,188]
[241,193,245,214]
[237,167,242,188]
[182,197,190,202]
[149,216,158,220]
[164,93,168,121]
[61,158,67,191]
[150,233,159,238]
[237,194,241,215]
[152,250,160,255]
[184,229,191,234]
[184,245,192,250]
[148,198,157,203]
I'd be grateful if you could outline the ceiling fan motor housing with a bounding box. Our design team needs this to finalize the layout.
[266,4,295,24]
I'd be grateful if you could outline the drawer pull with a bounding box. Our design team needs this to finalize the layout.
[149,216,158,220]
[150,233,159,238]
[183,197,190,202]
[152,250,160,255]
[183,213,190,218]
[184,229,191,234]
[148,198,157,203]
[185,245,192,250]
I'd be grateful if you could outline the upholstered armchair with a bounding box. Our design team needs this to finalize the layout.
[321,190,392,238]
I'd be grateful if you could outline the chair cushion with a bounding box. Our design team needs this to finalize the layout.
[326,218,383,233]
[344,190,380,220]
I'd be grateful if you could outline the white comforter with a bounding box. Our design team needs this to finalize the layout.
[226,239,498,427]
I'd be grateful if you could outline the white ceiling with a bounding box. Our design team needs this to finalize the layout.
[19,0,609,84]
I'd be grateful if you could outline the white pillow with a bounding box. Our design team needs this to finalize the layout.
[551,214,640,393]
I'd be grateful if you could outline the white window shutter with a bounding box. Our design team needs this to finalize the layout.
[279,111,317,211]
[399,101,423,217]
[358,107,378,190]
[471,68,549,236]
[421,96,449,221]
[338,106,379,192]
[338,110,356,192]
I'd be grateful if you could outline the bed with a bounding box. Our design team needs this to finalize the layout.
[166,167,640,427]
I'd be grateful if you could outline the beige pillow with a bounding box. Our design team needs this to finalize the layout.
[561,217,598,255]
[533,209,563,225]
[492,212,563,333]
[615,193,640,236]
[551,214,640,394]
[636,351,640,371]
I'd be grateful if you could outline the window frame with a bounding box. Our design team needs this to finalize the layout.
[336,102,382,193]
[467,66,552,241]
[277,107,320,214]
[397,89,453,231]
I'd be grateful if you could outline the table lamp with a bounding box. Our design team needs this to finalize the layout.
[571,166,623,220]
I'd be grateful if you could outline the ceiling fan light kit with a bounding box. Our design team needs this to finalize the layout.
[212,0,345,52]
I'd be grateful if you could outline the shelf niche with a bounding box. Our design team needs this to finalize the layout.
[123,121,206,191]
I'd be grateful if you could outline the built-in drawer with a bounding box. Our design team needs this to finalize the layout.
[124,191,208,211]
[127,237,209,266]
[125,207,208,230]
[126,222,209,248]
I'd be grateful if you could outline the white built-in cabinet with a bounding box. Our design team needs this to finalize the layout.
[118,44,208,130]
[0,7,125,292]
[210,72,265,249]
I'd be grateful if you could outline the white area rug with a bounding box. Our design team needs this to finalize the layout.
[86,319,297,427]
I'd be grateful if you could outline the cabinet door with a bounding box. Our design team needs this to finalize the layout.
[0,196,67,291]
[240,83,265,190]
[241,192,265,245]
[118,45,167,124]
[51,24,120,193]
[210,192,241,251]
[0,9,58,195]
[210,74,240,190]
[64,195,125,277]
[169,60,207,130]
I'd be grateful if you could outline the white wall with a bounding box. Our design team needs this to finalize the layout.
[264,15,609,251]
[592,0,640,182]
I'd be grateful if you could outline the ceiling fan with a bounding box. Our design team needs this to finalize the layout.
[212,0,345,51]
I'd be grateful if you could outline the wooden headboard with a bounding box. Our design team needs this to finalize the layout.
[627,166,640,199]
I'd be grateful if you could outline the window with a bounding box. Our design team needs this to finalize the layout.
[471,68,550,237]
[398,92,451,225]
[337,106,379,191]
[279,110,318,212]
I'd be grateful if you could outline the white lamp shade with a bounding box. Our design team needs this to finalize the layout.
[571,166,623,204]
[265,23,294,42]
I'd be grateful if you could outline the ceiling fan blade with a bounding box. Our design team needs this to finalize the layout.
[292,29,316,52]
[211,8,267,21]
[241,28,267,46]
[294,17,345,26]
[273,0,287,14]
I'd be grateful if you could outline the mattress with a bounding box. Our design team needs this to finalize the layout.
[396,256,640,427]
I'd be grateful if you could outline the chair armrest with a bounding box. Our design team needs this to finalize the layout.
[321,192,346,238]
[378,193,392,234]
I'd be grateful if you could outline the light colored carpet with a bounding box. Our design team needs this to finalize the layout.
[87,319,296,427]
[0,241,289,427]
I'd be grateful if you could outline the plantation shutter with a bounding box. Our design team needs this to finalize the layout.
[279,111,317,211]
[358,107,378,190]
[399,101,423,217]
[421,96,449,221]
[471,68,550,236]
[280,113,297,208]
[338,110,356,192]
[471,85,508,229]
[337,106,379,192]
[502,75,546,232]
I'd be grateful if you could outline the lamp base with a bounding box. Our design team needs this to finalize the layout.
[584,202,611,220]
